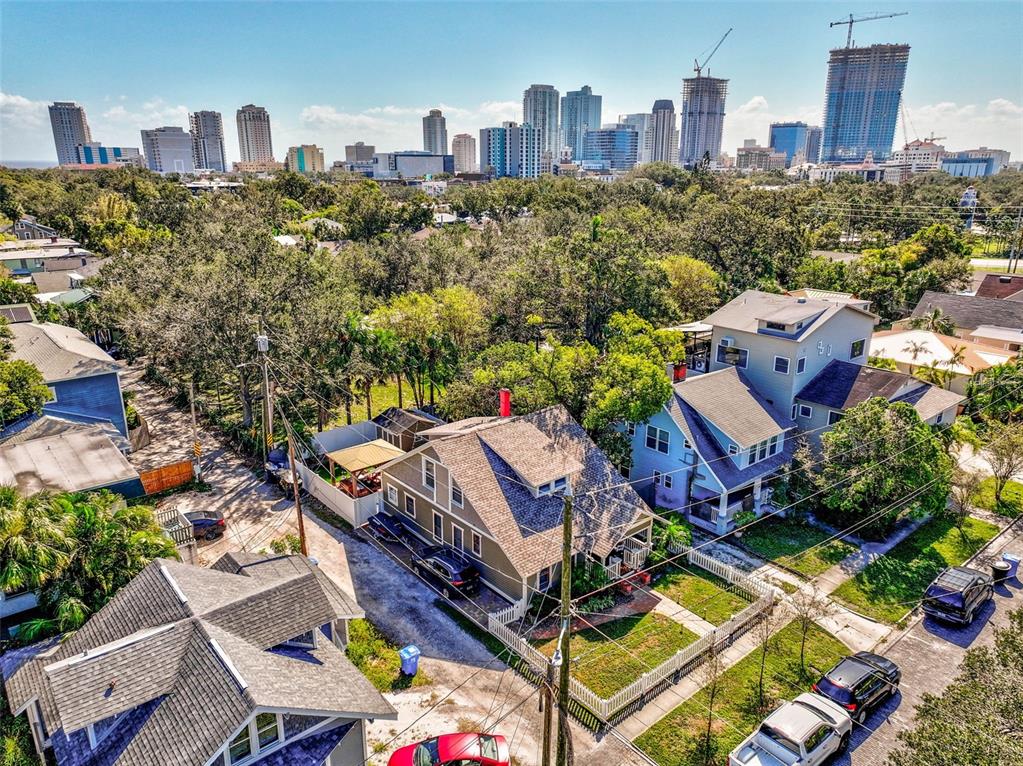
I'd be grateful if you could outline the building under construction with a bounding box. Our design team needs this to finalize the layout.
[679,75,729,169]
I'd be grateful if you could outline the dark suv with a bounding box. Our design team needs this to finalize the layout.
[411,545,481,598]
[365,512,407,542]
[922,566,994,625]
[184,510,226,541]
[812,651,901,722]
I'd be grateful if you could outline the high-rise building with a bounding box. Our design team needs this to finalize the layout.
[805,126,823,164]
[479,122,541,178]
[736,139,787,172]
[285,145,325,173]
[188,111,226,172]
[560,86,602,161]
[619,113,653,164]
[583,125,639,171]
[523,84,560,157]
[49,102,92,166]
[236,104,274,163]
[961,147,1011,172]
[821,43,910,163]
[680,76,728,168]
[650,100,679,165]
[74,143,144,168]
[345,142,375,162]
[423,109,448,155]
[140,127,195,174]
[452,134,478,173]
[768,122,822,168]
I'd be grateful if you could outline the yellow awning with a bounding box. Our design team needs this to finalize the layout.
[326,439,404,473]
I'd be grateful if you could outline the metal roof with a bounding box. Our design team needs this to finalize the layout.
[326,438,405,472]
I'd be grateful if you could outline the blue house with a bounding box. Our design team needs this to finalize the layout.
[625,367,794,534]
[8,320,129,439]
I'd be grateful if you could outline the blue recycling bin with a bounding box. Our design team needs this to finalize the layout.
[399,645,421,676]
[1002,553,1020,579]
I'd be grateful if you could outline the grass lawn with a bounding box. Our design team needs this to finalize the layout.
[973,477,1023,518]
[635,621,848,766]
[329,380,404,426]
[653,567,753,625]
[345,618,431,692]
[533,612,698,698]
[830,515,1000,624]
[741,517,858,578]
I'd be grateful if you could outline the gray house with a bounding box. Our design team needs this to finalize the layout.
[902,290,1023,351]
[2,553,395,766]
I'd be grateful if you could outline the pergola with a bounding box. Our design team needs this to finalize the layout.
[325,439,404,498]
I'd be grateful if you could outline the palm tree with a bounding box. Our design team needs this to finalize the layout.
[902,339,930,373]
[909,308,955,336]
[0,487,69,595]
[939,345,968,390]
[915,360,950,389]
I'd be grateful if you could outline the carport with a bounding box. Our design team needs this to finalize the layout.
[325,439,404,498]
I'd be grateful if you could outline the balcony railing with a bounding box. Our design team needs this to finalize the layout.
[156,506,194,548]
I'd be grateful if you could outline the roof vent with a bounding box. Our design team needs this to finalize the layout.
[796,297,807,303]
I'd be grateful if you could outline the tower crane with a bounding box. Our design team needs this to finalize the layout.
[830,11,908,48]
[693,28,732,77]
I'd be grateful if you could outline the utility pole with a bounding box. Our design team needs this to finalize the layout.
[1009,206,1023,274]
[189,376,202,482]
[541,665,553,766]
[286,427,309,556]
[256,329,272,470]
[556,491,574,766]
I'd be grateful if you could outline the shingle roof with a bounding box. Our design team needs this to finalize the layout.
[796,360,964,417]
[975,273,1023,301]
[3,554,392,766]
[9,322,120,382]
[372,406,444,434]
[477,419,585,487]
[0,414,127,450]
[673,368,793,448]
[703,289,875,337]
[909,290,1023,331]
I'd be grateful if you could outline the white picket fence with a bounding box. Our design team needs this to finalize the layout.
[484,547,774,724]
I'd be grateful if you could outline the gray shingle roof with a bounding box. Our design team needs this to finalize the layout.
[673,368,793,448]
[909,290,1023,331]
[9,322,120,382]
[3,554,392,766]
[703,289,875,336]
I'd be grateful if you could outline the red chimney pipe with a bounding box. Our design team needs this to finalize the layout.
[499,388,511,417]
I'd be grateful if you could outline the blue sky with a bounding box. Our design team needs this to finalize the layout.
[2,0,1021,164]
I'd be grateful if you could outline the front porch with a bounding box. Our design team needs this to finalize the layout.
[686,477,772,535]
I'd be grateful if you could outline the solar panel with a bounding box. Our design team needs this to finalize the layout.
[0,304,35,323]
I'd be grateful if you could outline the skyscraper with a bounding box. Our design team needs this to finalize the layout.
[479,122,541,178]
[583,125,639,172]
[48,102,92,166]
[805,126,823,164]
[189,111,226,172]
[140,127,194,174]
[619,113,653,164]
[452,134,478,173]
[820,43,910,163]
[680,76,728,168]
[523,84,560,157]
[650,100,679,165]
[345,142,375,162]
[768,122,808,168]
[560,86,602,162]
[423,109,448,155]
[286,145,325,173]
[236,104,274,163]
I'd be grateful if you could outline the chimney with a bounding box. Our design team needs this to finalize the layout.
[499,388,511,417]
[50,236,58,243]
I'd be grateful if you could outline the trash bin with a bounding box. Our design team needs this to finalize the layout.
[398,645,421,676]
[991,560,1012,583]
[1002,553,1021,579]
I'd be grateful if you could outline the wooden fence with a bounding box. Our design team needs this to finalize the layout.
[140,460,194,495]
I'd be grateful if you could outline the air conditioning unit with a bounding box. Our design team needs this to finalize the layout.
[721,336,735,347]
[692,359,707,372]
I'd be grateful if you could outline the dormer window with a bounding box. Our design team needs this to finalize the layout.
[283,630,316,649]
[765,321,786,331]
[87,711,125,748]
[554,477,567,492]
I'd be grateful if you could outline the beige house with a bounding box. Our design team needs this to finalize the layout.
[379,405,653,607]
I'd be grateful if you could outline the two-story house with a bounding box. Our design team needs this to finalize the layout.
[379,405,653,609]
[7,319,129,439]
[2,552,396,766]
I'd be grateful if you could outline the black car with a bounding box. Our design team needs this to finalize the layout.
[922,566,994,625]
[184,510,226,541]
[411,545,481,598]
[812,651,901,722]
[365,512,407,542]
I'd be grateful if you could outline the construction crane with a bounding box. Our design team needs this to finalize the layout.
[693,28,732,77]
[830,11,908,48]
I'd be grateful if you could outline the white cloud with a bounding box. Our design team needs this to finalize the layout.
[99,97,188,127]
[903,99,1022,153]
[722,96,821,155]
[0,92,48,129]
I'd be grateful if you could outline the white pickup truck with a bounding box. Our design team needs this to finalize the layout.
[728,693,852,766]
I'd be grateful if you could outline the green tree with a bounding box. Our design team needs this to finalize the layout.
[661,254,721,321]
[0,278,36,305]
[966,361,1023,423]
[909,307,956,335]
[0,487,69,595]
[0,317,51,426]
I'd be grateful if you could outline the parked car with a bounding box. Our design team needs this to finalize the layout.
[922,566,994,625]
[388,733,509,766]
[728,693,852,766]
[411,545,481,598]
[184,509,226,541]
[812,651,900,722]
[366,512,407,542]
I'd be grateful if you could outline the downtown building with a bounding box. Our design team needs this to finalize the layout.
[768,122,823,167]
[140,127,194,174]
[423,109,448,155]
[736,139,787,172]
[679,76,727,168]
[452,133,478,173]
[650,100,679,165]
[479,122,541,178]
[346,141,375,162]
[49,101,92,166]
[560,85,602,162]
[619,113,653,164]
[583,124,639,172]
[74,142,144,168]
[189,110,227,172]
[236,104,275,164]
[285,144,325,173]
[523,84,560,165]
[820,43,910,163]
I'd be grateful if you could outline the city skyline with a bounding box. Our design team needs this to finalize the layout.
[1,1,1021,166]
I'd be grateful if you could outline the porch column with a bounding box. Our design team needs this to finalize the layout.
[716,492,729,535]
[753,477,763,514]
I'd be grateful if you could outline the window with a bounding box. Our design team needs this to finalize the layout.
[451,482,463,508]
[432,512,443,542]
[452,524,464,551]
[828,411,843,425]
[538,566,552,592]
[537,482,552,496]
[554,477,567,492]
[683,437,692,449]
[653,470,662,485]
[773,356,790,374]
[796,357,807,374]
[728,444,739,455]
[47,386,57,402]
[765,321,787,331]
[646,425,669,454]
[850,338,866,359]
[798,404,813,418]
[805,725,831,753]
[404,495,415,518]
[627,423,637,437]
[387,485,397,505]
[935,411,944,424]
[716,342,749,368]
[229,727,251,763]
[283,630,316,648]
[423,459,436,490]
[471,531,482,557]
[791,404,798,420]
[663,473,673,489]
[255,713,279,750]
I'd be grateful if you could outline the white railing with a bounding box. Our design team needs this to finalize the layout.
[623,545,648,571]
[489,599,527,625]
[604,559,622,581]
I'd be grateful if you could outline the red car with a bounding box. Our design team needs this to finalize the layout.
[387,733,509,766]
